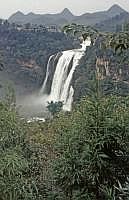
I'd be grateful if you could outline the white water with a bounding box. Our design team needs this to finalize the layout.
[41,55,55,93]
[41,37,91,111]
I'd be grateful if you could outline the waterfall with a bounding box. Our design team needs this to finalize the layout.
[41,55,55,93]
[41,37,91,111]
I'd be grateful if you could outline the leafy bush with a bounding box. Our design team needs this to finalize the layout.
[51,95,129,199]
[47,101,63,116]
[0,102,47,199]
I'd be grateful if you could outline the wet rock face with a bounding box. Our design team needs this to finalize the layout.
[95,58,129,82]
[72,44,129,101]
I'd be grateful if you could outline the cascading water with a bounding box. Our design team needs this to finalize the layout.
[41,37,91,111]
[41,55,55,93]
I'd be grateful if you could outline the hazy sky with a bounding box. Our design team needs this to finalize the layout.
[0,0,129,19]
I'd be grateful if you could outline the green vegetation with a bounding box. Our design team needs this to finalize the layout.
[1,23,129,199]
[65,25,129,101]
[1,88,129,199]
[47,101,63,116]
[0,22,74,94]
[51,94,129,199]
[0,89,48,200]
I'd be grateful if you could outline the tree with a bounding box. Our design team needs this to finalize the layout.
[3,20,9,27]
[62,24,98,43]
[24,23,31,30]
[105,32,129,54]
[0,53,4,71]
[0,19,3,26]
[47,101,63,116]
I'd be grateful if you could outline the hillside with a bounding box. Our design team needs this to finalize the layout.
[72,41,129,101]
[0,24,74,98]
[95,12,129,32]
[8,4,127,26]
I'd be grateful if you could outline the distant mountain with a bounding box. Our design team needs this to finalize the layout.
[8,8,74,25]
[73,4,128,25]
[56,8,74,20]
[106,4,126,17]
[8,4,128,27]
[95,11,129,32]
[9,11,24,23]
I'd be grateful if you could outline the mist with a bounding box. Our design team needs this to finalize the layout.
[17,92,49,119]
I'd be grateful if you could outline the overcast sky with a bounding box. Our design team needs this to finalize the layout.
[0,0,129,19]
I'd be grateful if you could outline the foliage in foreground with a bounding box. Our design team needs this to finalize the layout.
[50,95,129,199]
[1,93,129,199]
[0,102,48,199]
